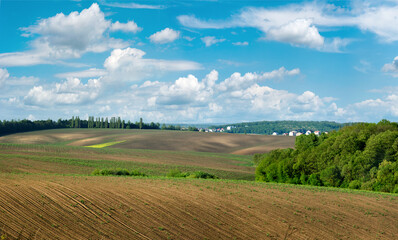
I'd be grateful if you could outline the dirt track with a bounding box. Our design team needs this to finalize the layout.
[1,175,397,240]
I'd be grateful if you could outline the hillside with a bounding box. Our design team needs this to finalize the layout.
[212,120,350,135]
[0,128,295,155]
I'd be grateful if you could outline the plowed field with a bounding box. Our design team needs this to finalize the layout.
[0,129,295,155]
[0,129,397,239]
[1,174,397,240]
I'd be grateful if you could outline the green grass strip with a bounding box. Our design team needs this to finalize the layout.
[85,141,126,148]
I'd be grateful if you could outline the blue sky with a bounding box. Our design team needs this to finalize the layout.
[1,0,398,123]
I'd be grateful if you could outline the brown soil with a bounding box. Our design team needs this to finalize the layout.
[0,129,295,155]
[0,174,397,240]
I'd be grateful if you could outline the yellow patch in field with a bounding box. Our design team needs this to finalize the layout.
[85,141,126,148]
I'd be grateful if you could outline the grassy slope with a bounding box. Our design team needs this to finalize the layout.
[0,143,254,180]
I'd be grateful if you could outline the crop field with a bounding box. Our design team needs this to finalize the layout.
[0,129,397,239]
[0,129,296,155]
[1,174,397,239]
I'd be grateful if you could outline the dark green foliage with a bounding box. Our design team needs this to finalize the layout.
[166,169,218,179]
[255,120,398,193]
[0,116,161,136]
[92,168,147,177]
[212,120,351,135]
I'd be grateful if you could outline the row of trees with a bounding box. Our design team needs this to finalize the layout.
[0,117,199,136]
[74,116,159,130]
[255,120,398,193]
[213,120,350,135]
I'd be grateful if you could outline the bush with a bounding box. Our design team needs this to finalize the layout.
[308,173,322,186]
[166,169,190,178]
[166,169,218,179]
[92,168,147,177]
[348,180,361,189]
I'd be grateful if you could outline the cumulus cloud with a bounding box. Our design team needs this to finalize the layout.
[149,28,180,44]
[0,68,10,87]
[382,56,398,77]
[219,67,300,91]
[103,47,201,82]
[110,20,142,33]
[0,3,132,67]
[178,2,398,50]
[201,36,225,47]
[266,19,324,48]
[157,74,209,105]
[24,77,102,106]
[112,67,332,122]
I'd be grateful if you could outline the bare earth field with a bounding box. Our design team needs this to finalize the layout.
[0,129,296,155]
[0,129,397,239]
[1,174,397,240]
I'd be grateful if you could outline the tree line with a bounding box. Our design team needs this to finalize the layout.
[213,120,351,135]
[255,120,398,193]
[0,116,198,136]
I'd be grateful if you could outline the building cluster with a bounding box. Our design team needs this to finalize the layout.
[272,130,328,136]
[199,128,225,133]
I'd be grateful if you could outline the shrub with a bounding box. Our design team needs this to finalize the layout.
[92,168,147,177]
[348,180,361,189]
[308,173,322,186]
[189,171,218,179]
[166,169,190,178]
[167,169,218,179]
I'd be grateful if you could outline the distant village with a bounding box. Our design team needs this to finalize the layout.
[197,125,328,136]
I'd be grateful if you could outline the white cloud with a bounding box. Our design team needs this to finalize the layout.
[0,3,128,67]
[103,47,201,82]
[219,67,300,91]
[0,68,10,87]
[232,41,249,46]
[266,19,324,49]
[55,68,107,79]
[22,3,112,53]
[0,68,39,91]
[382,56,398,77]
[183,36,195,41]
[102,2,165,10]
[110,20,142,33]
[149,28,180,44]
[356,5,398,42]
[178,2,398,50]
[24,77,102,106]
[201,36,225,47]
[157,74,210,105]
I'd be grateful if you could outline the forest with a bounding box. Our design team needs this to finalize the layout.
[0,116,197,136]
[213,120,351,135]
[255,120,398,193]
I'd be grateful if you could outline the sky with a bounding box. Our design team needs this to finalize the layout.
[1,0,398,124]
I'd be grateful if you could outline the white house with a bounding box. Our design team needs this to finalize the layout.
[272,132,278,136]
[296,132,303,136]
[289,131,297,136]
[226,126,232,131]
[305,130,312,135]
[314,131,321,136]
